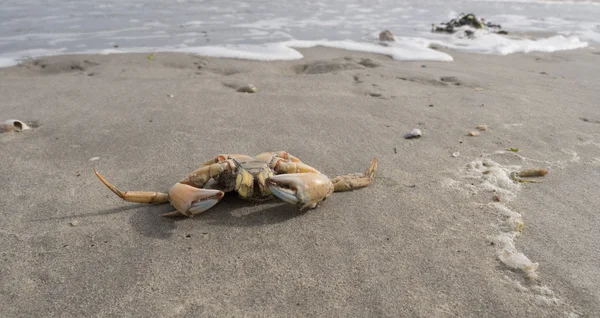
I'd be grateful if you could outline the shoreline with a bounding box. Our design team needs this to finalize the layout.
[0,30,593,69]
[1,46,599,317]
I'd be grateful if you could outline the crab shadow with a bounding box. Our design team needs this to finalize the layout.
[195,194,306,227]
[127,192,305,238]
[31,205,143,222]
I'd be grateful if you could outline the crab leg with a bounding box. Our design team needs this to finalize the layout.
[256,151,303,164]
[179,161,233,188]
[331,158,378,192]
[95,164,228,217]
[201,154,254,166]
[270,159,322,174]
[94,169,169,204]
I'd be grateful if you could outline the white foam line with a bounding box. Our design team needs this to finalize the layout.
[0,39,453,68]
[428,31,588,55]
[285,40,454,61]
[0,30,590,68]
[442,156,562,307]
[177,40,453,62]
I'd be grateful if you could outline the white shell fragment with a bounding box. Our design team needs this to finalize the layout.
[403,128,422,139]
[236,84,257,93]
[452,152,460,158]
[88,157,100,161]
[467,131,480,136]
[0,119,32,133]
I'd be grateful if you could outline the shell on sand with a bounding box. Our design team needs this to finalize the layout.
[467,131,480,136]
[236,84,258,93]
[0,119,32,133]
[476,125,488,131]
[403,128,422,139]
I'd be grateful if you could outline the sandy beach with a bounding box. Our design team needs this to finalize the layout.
[1,46,599,317]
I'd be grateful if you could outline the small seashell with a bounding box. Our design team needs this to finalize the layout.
[476,125,488,131]
[236,84,257,93]
[0,119,32,133]
[69,220,79,227]
[467,131,480,136]
[88,157,100,161]
[403,128,422,139]
[379,30,395,42]
[452,152,460,158]
[167,94,174,98]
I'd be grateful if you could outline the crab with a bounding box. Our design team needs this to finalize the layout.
[94,151,377,217]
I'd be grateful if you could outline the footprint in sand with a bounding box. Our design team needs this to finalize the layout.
[397,76,450,87]
[580,117,600,124]
[440,76,462,86]
[24,58,99,74]
[295,57,380,75]
[295,59,363,75]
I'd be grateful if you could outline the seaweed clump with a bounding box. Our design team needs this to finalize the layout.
[432,13,507,36]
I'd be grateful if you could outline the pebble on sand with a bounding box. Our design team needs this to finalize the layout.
[379,30,395,42]
[237,84,258,93]
[403,128,422,139]
[467,131,480,136]
[476,125,488,131]
[69,220,79,227]
[89,157,100,161]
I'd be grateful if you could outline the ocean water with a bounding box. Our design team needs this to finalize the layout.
[1,0,599,66]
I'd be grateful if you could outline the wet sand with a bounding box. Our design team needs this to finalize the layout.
[1,46,599,317]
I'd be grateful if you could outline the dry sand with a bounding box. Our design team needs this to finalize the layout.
[1,45,599,317]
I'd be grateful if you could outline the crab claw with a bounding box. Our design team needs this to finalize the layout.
[266,173,334,210]
[168,183,224,217]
